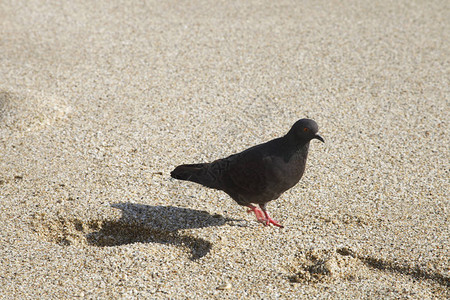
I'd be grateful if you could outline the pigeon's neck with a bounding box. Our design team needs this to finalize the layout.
[294,142,309,159]
[285,133,310,148]
[281,135,310,162]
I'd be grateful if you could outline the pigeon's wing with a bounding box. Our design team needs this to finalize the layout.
[222,150,271,196]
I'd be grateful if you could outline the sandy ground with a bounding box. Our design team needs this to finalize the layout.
[1,0,449,298]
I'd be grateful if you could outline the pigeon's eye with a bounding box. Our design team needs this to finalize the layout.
[303,128,309,132]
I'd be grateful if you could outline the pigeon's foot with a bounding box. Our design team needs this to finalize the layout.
[260,206,284,228]
[264,216,284,228]
[246,204,284,228]
[246,204,267,224]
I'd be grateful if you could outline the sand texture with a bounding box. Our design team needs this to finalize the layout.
[1,0,449,298]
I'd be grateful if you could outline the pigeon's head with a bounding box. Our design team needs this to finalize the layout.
[288,119,324,143]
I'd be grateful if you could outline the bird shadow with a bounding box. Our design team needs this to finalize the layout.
[85,202,240,260]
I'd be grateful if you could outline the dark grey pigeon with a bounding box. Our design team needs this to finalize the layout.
[170,119,324,228]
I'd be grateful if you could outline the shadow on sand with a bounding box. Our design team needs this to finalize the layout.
[86,202,240,260]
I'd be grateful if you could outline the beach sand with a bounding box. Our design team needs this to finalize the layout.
[1,0,448,298]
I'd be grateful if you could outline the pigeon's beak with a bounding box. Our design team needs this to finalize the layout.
[314,134,324,143]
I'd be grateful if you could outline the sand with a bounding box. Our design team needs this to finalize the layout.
[0,0,449,298]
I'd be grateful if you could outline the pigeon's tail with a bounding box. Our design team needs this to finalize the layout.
[170,163,216,188]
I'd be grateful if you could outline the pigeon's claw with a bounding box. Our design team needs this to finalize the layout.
[261,206,284,228]
[246,205,268,224]
[246,204,284,228]
[265,216,284,228]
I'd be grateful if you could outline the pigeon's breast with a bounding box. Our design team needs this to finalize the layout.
[268,151,307,192]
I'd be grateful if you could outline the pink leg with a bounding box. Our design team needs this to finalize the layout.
[260,204,284,228]
[246,204,267,225]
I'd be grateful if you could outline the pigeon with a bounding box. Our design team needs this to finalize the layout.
[170,119,324,228]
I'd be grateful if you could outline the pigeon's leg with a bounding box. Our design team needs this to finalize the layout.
[259,204,284,228]
[246,204,267,224]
